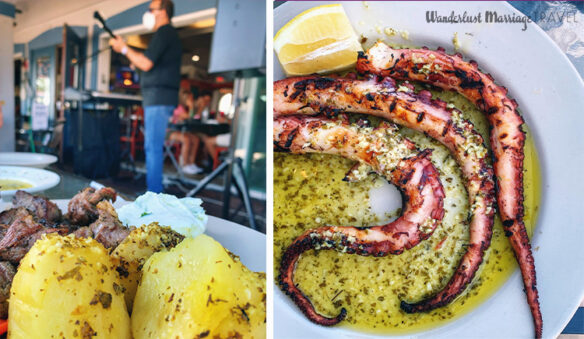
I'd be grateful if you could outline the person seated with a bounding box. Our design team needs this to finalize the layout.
[167,89,204,175]
[179,91,232,171]
[197,111,231,169]
[192,90,212,121]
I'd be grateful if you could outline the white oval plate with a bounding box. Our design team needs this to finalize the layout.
[274,1,584,338]
[0,153,58,168]
[0,166,60,199]
[0,199,266,272]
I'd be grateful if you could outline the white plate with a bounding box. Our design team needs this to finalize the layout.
[274,1,584,338]
[0,166,60,200]
[0,153,58,168]
[0,199,266,272]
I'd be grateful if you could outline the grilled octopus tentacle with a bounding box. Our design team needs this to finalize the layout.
[356,42,541,337]
[274,115,445,325]
[274,75,496,313]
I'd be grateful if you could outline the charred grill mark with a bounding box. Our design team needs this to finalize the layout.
[442,120,452,137]
[417,112,425,122]
[294,78,336,91]
[445,69,485,90]
[486,106,498,115]
[290,90,302,100]
[284,127,299,149]
[460,79,484,90]
[322,108,342,118]
[273,141,290,152]
[388,57,400,72]
[293,80,308,91]
[314,78,336,89]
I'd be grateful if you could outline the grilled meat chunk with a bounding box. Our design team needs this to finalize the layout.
[89,201,130,249]
[0,214,67,263]
[12,190,62,222]
[66,187,117,225]
[72,226,93,239]
[0,207,31,225]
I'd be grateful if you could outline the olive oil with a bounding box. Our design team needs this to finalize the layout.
[273,86,541,334]
[0,179,33,191]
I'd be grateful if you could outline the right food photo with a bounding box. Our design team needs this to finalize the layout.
[272,2,584,338]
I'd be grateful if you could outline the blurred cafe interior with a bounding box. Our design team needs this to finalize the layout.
[0,0,266,231]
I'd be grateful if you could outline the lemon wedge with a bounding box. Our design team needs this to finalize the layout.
[274,4,363,76]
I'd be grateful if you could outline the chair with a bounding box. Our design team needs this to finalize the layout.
[173,142,182,164]
[119,114,144,160]
[212,132,231,170]
[213,146,228,170]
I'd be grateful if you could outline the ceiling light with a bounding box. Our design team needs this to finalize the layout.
[192,55,200,62]
[190,18,215,29]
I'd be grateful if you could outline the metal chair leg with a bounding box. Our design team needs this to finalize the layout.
[186,159,231,197]
[232,158,257,230]
[164,143,184,181]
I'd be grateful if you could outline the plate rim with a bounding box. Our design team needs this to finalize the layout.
[0,153,59,167]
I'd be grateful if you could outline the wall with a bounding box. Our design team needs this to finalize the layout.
[0,1,15,151]
[13,0,146,90]
[13,0,216,90]
[10,0,267,195]
[13,0,146,43]
[92,0,215,91]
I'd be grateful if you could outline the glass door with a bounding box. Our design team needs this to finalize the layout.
[30,46,56,131]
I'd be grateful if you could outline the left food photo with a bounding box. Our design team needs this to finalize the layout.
[0,0,266,338]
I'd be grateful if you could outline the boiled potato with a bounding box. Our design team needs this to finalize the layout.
[8,234,131,339]
[111,223,183,311]
[132,234,266,339]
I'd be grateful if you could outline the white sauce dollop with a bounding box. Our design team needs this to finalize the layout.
[116,192,207,238]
